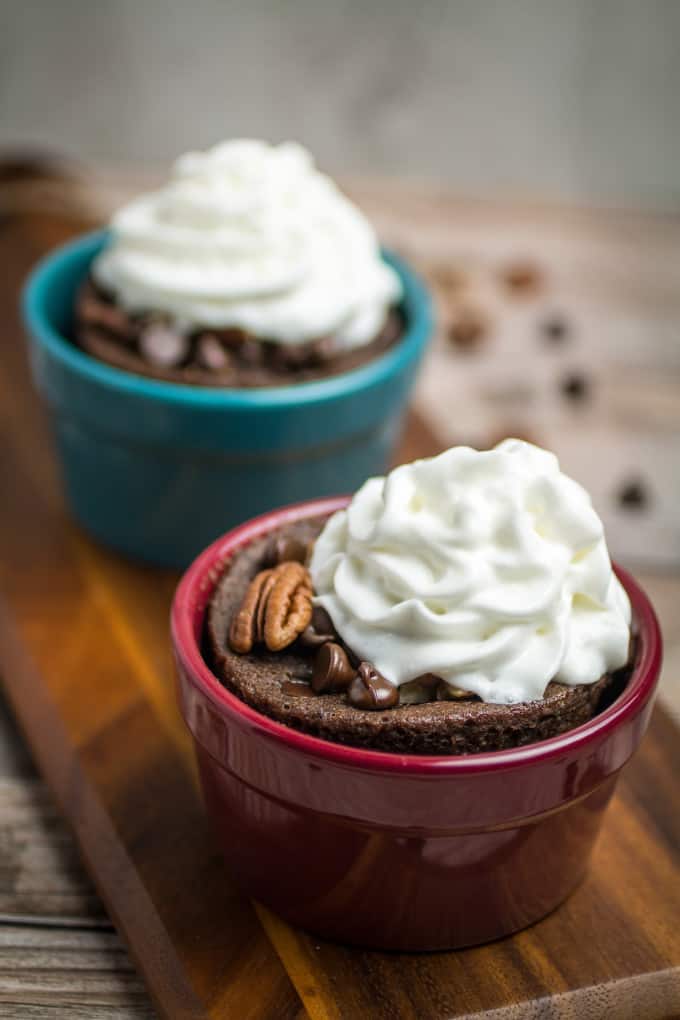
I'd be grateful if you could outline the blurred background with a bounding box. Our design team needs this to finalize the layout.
[2,0,680,210]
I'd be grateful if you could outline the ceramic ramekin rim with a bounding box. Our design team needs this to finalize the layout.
[171,496,663,776]
[22,230,433,410]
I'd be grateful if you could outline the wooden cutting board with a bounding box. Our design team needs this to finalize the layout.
[0,200,679,1019]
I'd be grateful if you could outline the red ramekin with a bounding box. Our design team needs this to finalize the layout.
[171,497,662,951]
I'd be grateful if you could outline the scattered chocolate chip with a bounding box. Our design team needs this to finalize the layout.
[299,605,337,649]
[399,673,441,706]
[447,305,489,352]
[501,261,543,295]
[560,372,590,402]
[347,662,399,710]
[196,333,231,372]
[541,314,569,345]
[266,535,309,567]
[312,642,356,694]
[616,478,649,511]
[311,606,333,633]
[139,324,190,367]
[436,681,474,701]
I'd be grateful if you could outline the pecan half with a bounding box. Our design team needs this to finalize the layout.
[228,567,274,653]
[264,561,313,651]
[228,561,313,654]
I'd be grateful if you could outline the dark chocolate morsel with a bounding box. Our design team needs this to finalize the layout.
[560,372,590,402]
[139,324,190,367]
[312,642,356,694]
[298,605,336,648]
[398,673,441,705]
[348,662,399,710]
[266,534,309,567]
[436,681,475,701]
[617,478,649,511]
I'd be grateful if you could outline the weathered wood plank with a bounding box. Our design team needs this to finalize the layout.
[0,179,679,1019]
[0,924,155,1016]
[0,777,106,921]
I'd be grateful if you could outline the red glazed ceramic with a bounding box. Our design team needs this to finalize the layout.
[171,497,662,951]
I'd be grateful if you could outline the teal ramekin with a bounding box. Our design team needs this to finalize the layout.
[22,231,433,568]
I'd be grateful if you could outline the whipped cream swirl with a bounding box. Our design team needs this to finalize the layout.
[310,440,631,705]
[93,139,401,349]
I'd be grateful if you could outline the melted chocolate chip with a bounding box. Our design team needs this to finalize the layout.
[436,681,475,701]
[347,662,399,710]
[266,535,309,567]
[312,642,356,694]
[398,673,441,705]
[281,678,313,698]
[139,324,190,367]
[299,606,337,648]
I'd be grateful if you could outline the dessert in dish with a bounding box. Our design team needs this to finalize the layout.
[74,139,403,386]
[207,439,633,753]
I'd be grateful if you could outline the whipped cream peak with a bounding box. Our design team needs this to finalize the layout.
[93,139,401,347]
[310,440,631,705]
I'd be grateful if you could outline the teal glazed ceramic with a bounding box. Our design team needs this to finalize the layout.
[23,232,432,567]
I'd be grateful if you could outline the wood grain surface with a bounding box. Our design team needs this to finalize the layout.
[0,185,679,1019]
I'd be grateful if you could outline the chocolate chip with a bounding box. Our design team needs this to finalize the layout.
[447,305,489,352]
[617,478,649,511]
[311,606,333,633]
[312,643,356,694]
[436,681,474,701]
[560,372,590,402]
[196,333,231,372]
[501,261,543,295]
[399,673,441,706]
[298,606,337,649]
[541,314,569,344]
[266,535,309,567]
[139,324,190,367]
[347,662,399,710]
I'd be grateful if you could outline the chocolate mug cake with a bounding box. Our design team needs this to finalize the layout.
[206,439,633,754]
[74,139,404,387]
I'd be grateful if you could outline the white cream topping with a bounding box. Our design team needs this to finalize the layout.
[310,440,631,705]
[93,139,401,348]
